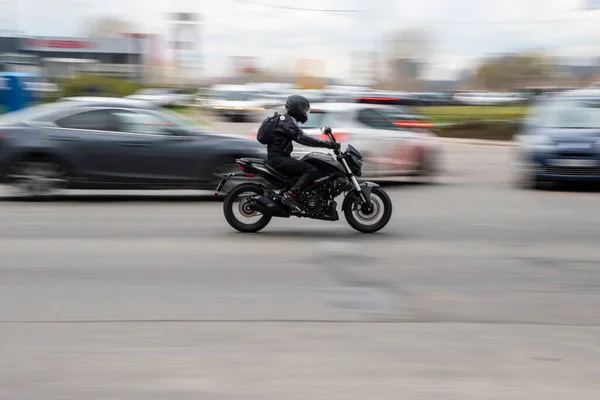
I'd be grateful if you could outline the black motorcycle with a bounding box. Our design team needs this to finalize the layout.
[215,129,393,233]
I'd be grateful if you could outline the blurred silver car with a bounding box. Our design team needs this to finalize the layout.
[250,103,442,180]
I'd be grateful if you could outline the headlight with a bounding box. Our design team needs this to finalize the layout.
[349,155,363,177]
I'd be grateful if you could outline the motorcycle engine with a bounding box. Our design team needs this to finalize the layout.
[299,186,331,217]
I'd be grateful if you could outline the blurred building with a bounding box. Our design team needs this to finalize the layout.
[0,38,36,74]
[0,36,149,80]
[0,33,190,86]
[20,37,146,79]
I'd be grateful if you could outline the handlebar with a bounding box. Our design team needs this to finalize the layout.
[322,127,342,156]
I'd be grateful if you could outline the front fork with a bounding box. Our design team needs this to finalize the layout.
[340,158,368,202]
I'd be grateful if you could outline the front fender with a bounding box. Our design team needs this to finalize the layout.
[345,181,380,202]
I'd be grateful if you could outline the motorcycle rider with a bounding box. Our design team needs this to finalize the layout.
[267,94,339,211]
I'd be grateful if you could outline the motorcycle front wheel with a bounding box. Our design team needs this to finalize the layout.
[342,187,393,233]
[223,183,272,233]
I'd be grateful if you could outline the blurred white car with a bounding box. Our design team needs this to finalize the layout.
[203,85,265,122]
[453,92,526,105]
[290,89,327,103]
[249,103,442,180]
[127,88,194,107]
[250,91,287,109]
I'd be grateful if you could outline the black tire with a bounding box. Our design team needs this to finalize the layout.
[515,176,543,190]
[424,149,442,175]
[343,187,393,233]
[513,163,541,190]
[415,150,441,184]
[512,151,543,190]
[7,155,69,200]
[223,183,272,233]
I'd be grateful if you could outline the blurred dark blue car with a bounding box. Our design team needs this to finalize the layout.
[513,89,600,188]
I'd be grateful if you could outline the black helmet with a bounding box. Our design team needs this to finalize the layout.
[285,95,310,124]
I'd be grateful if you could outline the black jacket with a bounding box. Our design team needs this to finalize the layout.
[267,113,331,159]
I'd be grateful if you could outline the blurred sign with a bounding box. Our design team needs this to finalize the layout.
[167,12,202,71]
[169,14,199,51]
[25,39,97,49]
[21,37,145,54]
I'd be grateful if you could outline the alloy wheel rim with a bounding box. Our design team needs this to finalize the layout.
[9,161,67,195]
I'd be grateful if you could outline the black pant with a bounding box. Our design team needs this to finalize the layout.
[268,156,318,193]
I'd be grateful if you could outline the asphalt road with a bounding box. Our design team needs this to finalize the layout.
[1,117,600,399]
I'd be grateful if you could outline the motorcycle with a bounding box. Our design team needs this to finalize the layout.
[215,128,393,233]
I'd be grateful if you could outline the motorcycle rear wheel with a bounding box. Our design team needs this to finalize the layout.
[223,183,272,233]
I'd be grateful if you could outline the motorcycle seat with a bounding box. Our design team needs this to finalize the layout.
[264,164,292,179]
[237,158,293,180]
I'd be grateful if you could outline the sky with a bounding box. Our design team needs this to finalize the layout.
[4,0,600,81]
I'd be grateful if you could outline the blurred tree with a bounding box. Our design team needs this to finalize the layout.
[474,54,554,90]
[86,16,136,38]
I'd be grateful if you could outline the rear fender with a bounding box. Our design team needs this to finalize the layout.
[214,172,246,194]
[214,172,271,195]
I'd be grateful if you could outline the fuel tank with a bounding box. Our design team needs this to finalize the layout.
[301,152,345,175]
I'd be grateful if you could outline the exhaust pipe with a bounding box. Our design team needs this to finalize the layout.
[247,195,291,218]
